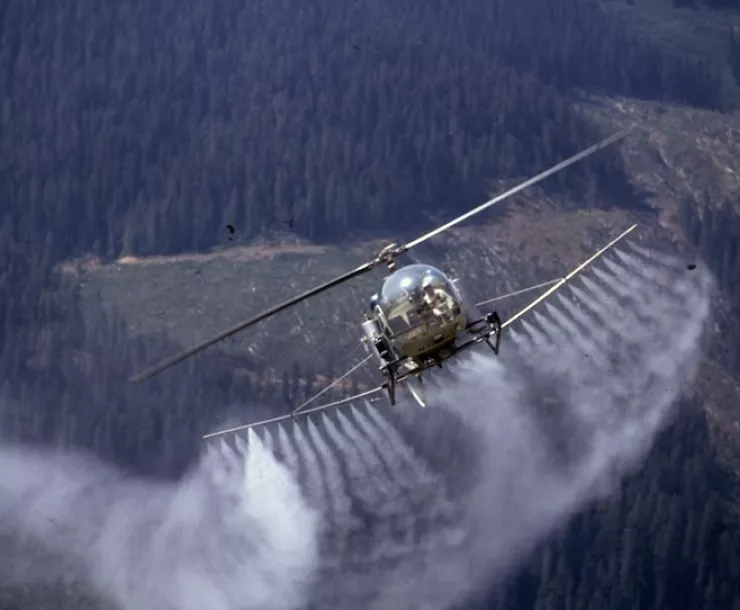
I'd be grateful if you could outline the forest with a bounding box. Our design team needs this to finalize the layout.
[482,401,740,610]
[2,0,740,608]
[0,0,734,260]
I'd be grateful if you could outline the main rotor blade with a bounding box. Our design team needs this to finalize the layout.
[401,126,634,253]
[129,261,375,382]
[131,127,633,384]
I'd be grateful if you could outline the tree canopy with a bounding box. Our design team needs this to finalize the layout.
[1,1,740,609]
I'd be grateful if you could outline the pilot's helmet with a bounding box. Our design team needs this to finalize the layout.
[421,273,436,295]
[369,293,379,310]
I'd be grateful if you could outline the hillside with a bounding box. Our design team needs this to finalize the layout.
[596,0,740,72]
[55,93,740,467]
[3,0,740,609]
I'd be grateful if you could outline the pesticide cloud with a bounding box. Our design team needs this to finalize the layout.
[424,245,713,600]
[0,433,319,610]
[0,243,713,610]
[261,243,713,609]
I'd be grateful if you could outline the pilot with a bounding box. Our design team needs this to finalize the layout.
[422,278,455,317]
[369,293,379,312]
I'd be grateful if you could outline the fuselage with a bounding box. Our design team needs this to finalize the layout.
[367,263,467,361]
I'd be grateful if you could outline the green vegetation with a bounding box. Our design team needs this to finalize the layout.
[2,0,740,608]
[4,0,737,260]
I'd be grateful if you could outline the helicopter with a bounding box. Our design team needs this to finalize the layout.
[129,126,637,439]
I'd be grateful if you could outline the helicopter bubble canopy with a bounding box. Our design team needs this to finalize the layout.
[375,264,463,335]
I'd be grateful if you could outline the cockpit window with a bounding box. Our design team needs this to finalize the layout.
[376,264,461,336]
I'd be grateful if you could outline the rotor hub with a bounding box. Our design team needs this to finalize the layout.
[376,243,403,270]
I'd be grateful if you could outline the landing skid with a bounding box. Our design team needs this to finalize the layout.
[484,311,501,354]
[381,369,427,407]
[384,367,396,406]
[407,375,427,407]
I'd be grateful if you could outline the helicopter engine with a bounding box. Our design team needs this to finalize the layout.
[361,317,395,365]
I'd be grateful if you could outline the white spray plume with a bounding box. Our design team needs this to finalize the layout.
[0,431,319,610]
[288,244,713,609]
